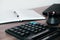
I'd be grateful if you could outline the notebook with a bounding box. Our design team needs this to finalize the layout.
[0,9,45,24]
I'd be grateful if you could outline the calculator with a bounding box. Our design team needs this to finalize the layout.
[5,22,59,40]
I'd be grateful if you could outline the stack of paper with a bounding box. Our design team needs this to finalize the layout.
[15,9,45,21]
[0,9,45,24]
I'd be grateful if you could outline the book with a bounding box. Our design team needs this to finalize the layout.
[0,9,45,24]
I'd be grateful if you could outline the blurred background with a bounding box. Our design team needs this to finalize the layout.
[0,0,60,13]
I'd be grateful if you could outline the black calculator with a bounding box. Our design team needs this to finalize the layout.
[5,22,59,40]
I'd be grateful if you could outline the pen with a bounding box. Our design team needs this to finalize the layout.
[14,11,19,17]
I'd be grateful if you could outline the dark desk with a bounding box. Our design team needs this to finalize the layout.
[0,6,60,40]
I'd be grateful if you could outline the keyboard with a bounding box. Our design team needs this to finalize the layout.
[5,22,59,40]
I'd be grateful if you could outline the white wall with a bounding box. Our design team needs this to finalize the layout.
[0,0,60,13]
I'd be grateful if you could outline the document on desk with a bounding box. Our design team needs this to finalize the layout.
[15,9,45,20]
[0,9,45,24]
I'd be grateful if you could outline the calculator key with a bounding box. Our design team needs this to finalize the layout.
[9,28,14,31]
[8,29,15,32]
[31,27,35,29]
[29,21,39,24]
[20,33,25,36]
[28,23,32,26]
[25,24,29,26]
[17,32,21,34]
[34,30,39,33]
[22,30,26,33]
[28,26,32,28]
[38,29,42,31]
[42,28,46,30]
[35,26,39,28]
[38,26,42,29]
[14,27,19,29]
[14,31,17,32]
[24,27,28,29]
[19,29,22,31]
[20,25,25,28]
[27,28,31,30]
[25,31,30,34]
[35,28,39,30]
[30,29,35,32]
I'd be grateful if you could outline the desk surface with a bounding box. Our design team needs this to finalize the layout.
[0,6,60,40]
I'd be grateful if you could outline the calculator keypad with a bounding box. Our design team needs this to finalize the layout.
[6,22,56,40]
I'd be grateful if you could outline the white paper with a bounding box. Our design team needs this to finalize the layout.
[0,10,19,23]
[16,9,45,21]
[0,9,45,24]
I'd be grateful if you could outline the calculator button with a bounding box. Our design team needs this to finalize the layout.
[25,31,30,34]
[14,31,17,32]
[35,26,39,28]
[19,29,22,31]
[24,27,28,29]
[35,28,39,30]
[22,30,26,33]
[25,24,29,26]
[20,33,25,36]
[34,30,39,33]
[9,29,14,31]
[30,29,35,32]
[27,28,31,30]
[17,32,21,34]
[28,26,32,28]
[38,26,42,29]
[28,23,32,26]
[42,28,46,30]
[29,21,39,24]
[31,27,35,29]
[14,27,19,29]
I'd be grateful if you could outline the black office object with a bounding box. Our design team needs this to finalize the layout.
[5,22,59,40]
[43,4,60,25]
[43,4,60,17]
[46,11,59,26]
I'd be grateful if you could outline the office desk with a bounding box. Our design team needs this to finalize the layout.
[0,6,60,40]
